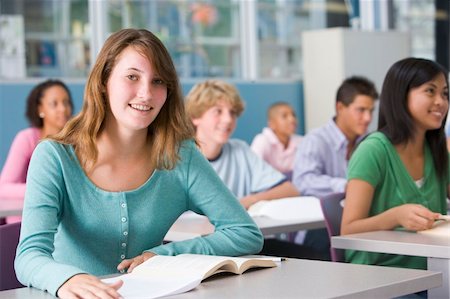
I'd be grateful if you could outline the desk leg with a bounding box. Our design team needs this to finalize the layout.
[428,257,449,299]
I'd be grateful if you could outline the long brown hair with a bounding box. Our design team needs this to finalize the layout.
[51,29,193,170]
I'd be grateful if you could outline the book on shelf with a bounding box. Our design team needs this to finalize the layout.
[418,216,450,237]
[102,254,280,299]
[247,196,324,221]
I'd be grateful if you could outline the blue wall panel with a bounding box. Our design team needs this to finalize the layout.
[0,80,304,169]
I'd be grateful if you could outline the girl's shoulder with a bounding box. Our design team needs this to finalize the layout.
[20,126,40,135]
[34,139,74,162]
[15,127,40,142]
[354,132,393,158]
[179,138,196,151]
[361,132,391,147]
[178,138,202,160]
[37,138,68,149]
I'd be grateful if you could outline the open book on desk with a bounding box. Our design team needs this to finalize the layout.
[248,196,324,221]
[102,254,279,299]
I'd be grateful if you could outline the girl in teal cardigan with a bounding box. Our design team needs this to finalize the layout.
[15,29,263,298]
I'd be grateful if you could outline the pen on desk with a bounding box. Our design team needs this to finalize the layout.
[269,257,287,262]
[435,215,450,221]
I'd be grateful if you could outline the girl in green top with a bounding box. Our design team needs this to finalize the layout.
[342,57,449,270]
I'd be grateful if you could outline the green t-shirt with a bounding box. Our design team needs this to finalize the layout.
[346,132,448,270]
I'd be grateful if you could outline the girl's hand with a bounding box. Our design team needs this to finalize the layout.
[396,204,440,231]
[117,251,156,273]
[57,273,123,299]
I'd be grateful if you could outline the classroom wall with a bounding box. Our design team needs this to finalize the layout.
[0,79,304,169]
[302,28,410,132]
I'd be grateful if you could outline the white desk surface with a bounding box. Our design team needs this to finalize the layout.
[0,197,23,218]
[332,230,450,299]
[0,258,442,299]
[164,212,325,242]
[332,230,450,259]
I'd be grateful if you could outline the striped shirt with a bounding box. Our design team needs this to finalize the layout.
[292,119,350,198]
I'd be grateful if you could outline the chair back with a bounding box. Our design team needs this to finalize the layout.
[0,222,24,290]
[319,192,345,262]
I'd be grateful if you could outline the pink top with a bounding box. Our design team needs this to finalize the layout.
[251,127,302,176]
[0,127,40,199]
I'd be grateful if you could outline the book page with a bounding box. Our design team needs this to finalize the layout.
[103,271,202,299]
[102,255,278,298]
[228,256,278,274]
[191,255,278,277]
[102,255,220,299]
[138,254,275,278]
[248,196,323,221]
[135,254,235,278]
[418,220,450,238]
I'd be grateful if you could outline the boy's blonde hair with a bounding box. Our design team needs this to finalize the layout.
[185,80,245,120]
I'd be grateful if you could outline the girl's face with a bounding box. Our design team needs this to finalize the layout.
[407,73,449,133]
[192,99,237,147]
[105,46,167,134]
[38,85,72,131]
[269,105,297,138]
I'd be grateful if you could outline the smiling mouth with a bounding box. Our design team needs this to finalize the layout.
[129,104,152,111]
[430,111,443,117]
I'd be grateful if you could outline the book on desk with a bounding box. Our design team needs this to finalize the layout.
[102,254,279,299]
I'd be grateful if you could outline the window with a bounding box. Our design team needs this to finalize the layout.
[0,0,443,79]
[101,0,240,78]
[257,0,323,79]
[392,0,435,59]
[0,0,89,78]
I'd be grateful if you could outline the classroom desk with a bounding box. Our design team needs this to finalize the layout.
[0,197,23,218]
[0,258,442,299]
[0,198,23,225]
[0,196,325,241]
[332,230,450,299]
[164,212,325,242]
